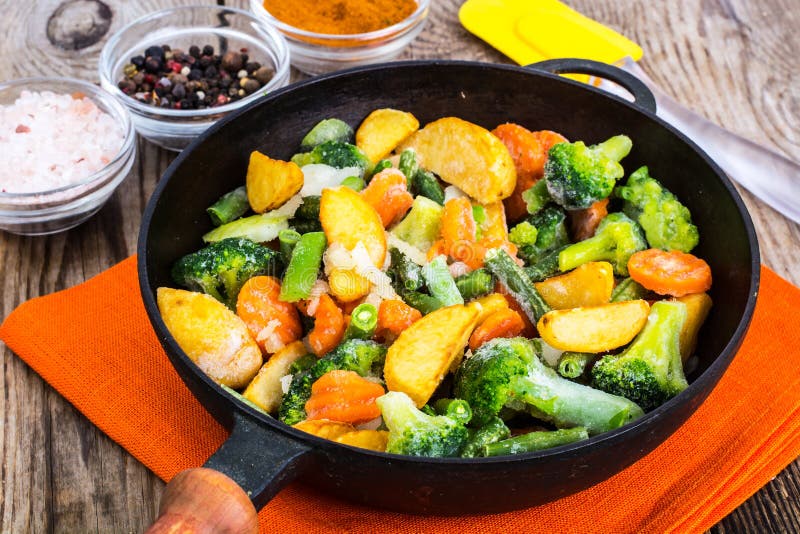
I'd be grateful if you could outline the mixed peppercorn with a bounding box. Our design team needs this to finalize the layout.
[117,44,275,110]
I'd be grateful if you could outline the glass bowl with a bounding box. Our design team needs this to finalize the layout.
[249,0,430,75]
[99,6,291,152]
[0,77,136,236]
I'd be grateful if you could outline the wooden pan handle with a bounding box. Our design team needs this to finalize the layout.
[145,468,258,534]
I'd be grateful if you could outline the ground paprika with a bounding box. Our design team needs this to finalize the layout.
[262,0,417,35]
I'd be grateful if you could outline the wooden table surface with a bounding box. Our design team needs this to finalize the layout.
[1,0,798,531]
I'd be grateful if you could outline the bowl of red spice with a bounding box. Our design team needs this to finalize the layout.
[99,5,291,151]
[249,0,430,75]
[0,77,136,236]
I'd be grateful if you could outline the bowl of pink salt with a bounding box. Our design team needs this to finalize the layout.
[0,77,136,236]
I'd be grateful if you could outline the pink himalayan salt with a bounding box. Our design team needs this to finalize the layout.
[0,90,125,194]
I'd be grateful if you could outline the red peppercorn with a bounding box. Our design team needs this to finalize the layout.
[143,73,156,84]
[215,94,229,106]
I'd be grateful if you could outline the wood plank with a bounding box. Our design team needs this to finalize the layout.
[0,0,797,532]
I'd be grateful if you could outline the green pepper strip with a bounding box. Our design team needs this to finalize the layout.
[279,231,327,302]
[423,255,464,307]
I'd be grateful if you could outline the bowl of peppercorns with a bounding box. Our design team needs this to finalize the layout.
[99,5,290,151]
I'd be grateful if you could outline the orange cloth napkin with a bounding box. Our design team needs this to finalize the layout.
[1,256,799,533]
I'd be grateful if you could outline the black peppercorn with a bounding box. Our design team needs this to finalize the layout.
[242,78,261,94]
[145,45,164,59]
[253,66,274,84]
[204,65,218,78]
[171,83,186,99]
[245,62,261,73]
[221,51,243,72]
[189,45,201,58]
[188,69,203,81]
[144,58,161,73]
[202,45,214,56]
[131,55,145,68]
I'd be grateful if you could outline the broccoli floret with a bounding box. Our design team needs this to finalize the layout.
[557,212,646,276]
[615,166,699,252]
[171,237,282,309]
[278,339,387,425]
[517,206,570,264]
[300,118,354,151]
[454,337,644,435]
[591,300,689,411]
[508,221,538,247]
[309,140,372,177]
[376,391,469,457]
[521,179,551,215]
[545,135,632,209]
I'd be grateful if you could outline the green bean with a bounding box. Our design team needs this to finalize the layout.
[460,417,511,458]
[295,195,321,220]
[483,427,589,456]
[344,303,379,341]
[207,186,250,226]
[484,248,551,322]
[278,228,302,262]
[557,352,595,379]
[454,268,494,300]
[412,169,445,205]
[390,247,425,292]
[400,289,443,315]
[611,277,649,302]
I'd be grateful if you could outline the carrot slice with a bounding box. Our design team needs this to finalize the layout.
[494,281,537,337]
[569,198,609,241]
[377,299,422,340]
[469,308,526,350]
[628,249,712,297]
[305,294,346,357]
[305,370,385,424]
[360,168,414,227]
[440,197,476,243]
[236,276,302,354]
[492,125,567,222]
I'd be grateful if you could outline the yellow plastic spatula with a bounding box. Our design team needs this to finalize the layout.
[459,0,642,67]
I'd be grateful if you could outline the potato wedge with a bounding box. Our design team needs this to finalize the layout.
[335,430,389,452]
[356,108,419,163]
[328,267,371,302]
[157,288,262,388]
[537,300,650,352]
[534,262,614,310]
[293,419,356,440]
[246,151,304,213]
[242,341,309,413]
[672,292,712,362]
[397,117,516,204]
[471,293,510,324]
[481,201,509,242]
[320,186,387,268]
[385,304,480,407]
